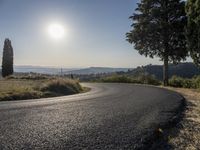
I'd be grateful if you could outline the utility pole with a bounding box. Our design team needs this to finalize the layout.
[60,68,63,77]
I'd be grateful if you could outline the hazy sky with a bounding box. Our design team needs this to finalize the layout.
[0,0,166,68]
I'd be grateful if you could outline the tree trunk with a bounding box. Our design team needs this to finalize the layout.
[163,56,169,86]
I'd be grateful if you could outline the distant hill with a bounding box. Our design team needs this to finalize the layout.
[14,66,76,74]
[2,63,199,79]
[65,67,130,75]
[127,62,200,80]
[12,66,130,75]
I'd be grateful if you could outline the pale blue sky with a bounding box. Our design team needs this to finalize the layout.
[0,0,165,68]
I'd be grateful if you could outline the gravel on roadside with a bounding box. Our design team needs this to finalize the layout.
[163,87,200,150]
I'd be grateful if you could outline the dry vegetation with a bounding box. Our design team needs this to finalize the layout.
[164,87,200,149]
[0,77,83,101]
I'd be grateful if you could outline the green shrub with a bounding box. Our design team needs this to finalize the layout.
[192,76,200,89]
[182,79,193,88]
[135,74,161,85]
[169,75,200,89]
[101,74,161,86]
[169,76,184,87]
[101,75,133,83]
[169,76,194,88]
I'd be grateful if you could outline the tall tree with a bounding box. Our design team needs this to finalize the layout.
[126,0,187,86]
[186,0,200,66]
[2,39,14,77]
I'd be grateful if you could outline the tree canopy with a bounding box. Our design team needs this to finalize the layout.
[127,0,188,85]
[186,0,200,66]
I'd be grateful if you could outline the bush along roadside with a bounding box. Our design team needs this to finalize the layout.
[169,75,200,89]
[100,74,161,86]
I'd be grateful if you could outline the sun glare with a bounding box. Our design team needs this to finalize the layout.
[48,23,65,39]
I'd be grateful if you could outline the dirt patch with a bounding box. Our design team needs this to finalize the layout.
[162,87,200,149]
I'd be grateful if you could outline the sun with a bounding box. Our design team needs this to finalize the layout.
[48,23,65,39]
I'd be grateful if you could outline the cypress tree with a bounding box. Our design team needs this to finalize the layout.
[2,38,14,77]
[127,0,188,86]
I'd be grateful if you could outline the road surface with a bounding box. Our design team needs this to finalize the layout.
[0,83,184,149]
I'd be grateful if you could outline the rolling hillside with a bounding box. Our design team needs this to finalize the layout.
[0,63,199,80]
[127,62,200,79]
[64,67,130,75]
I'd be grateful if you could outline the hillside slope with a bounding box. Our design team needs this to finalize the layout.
[65,67,130,75]
[127,63,200,80]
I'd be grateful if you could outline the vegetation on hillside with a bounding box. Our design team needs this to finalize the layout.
[169,75,200,89]
[67,63,200,84]
[98,73,200,89]
[126,63,200,80]
[100,74,161,86]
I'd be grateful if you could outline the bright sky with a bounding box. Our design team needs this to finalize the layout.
[0,0,164,68]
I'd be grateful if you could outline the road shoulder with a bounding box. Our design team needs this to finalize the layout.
[159,87,200,149]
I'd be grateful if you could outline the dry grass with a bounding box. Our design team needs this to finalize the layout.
[41,78,83,95]
[163,87,200,149]
[0,78,83,101]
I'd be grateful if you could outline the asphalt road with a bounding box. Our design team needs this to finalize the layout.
[0,83,184,150]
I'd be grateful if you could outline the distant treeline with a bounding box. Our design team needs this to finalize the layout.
[63,63,200,82]
[126,63,200,80]
[1,63,199,83]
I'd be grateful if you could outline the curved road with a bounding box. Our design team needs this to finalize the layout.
[0,83,184,149]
